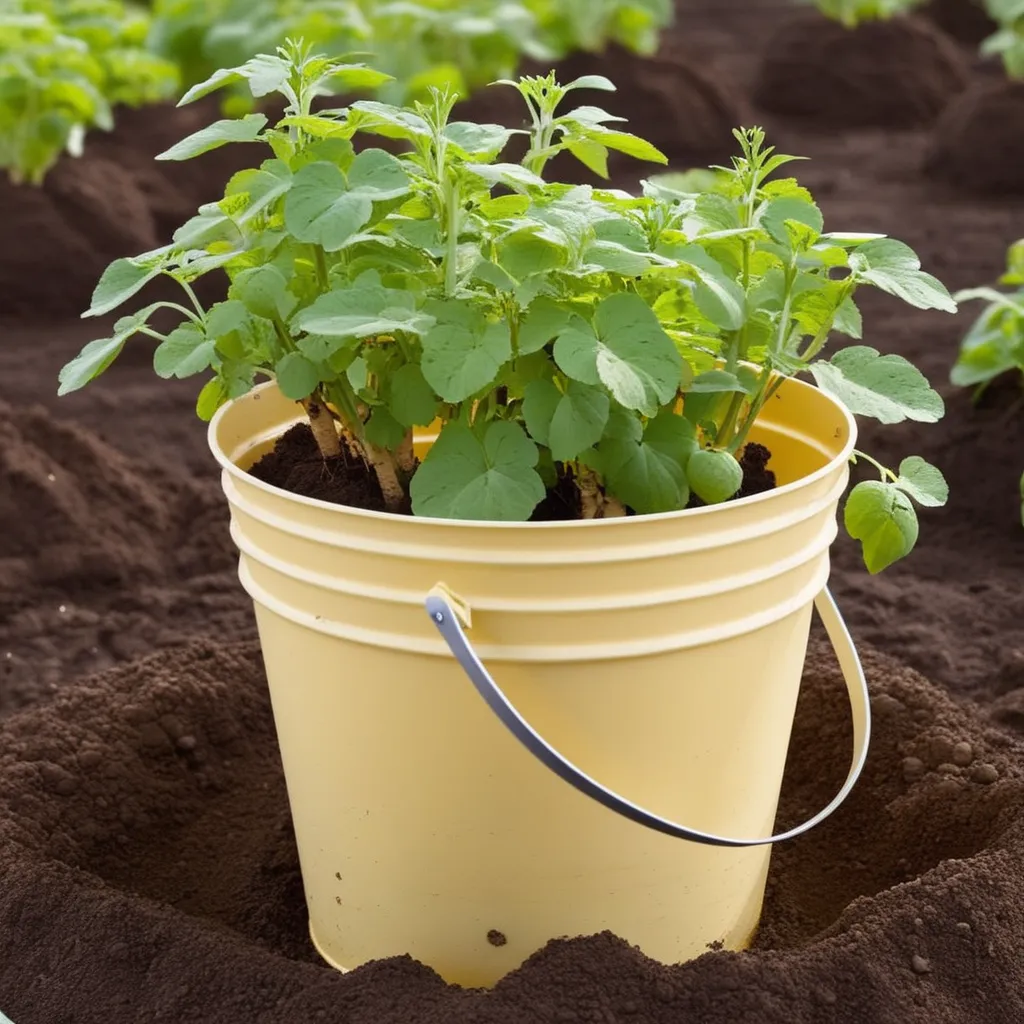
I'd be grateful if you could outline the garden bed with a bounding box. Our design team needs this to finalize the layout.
[2,3,1024,1021]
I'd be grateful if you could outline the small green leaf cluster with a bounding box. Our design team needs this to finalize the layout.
[805,0,926,27]
[58,42,955,574]
[981,0,1024,79]
[952,237,1024,525]
[0,0,178,183]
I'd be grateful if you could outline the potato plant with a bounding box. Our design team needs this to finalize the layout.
[59,42,955,573]
[952,238,1024,523]
[0,0,178,183]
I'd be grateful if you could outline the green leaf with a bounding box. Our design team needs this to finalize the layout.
[478,194,530,219]
[156,114,267,161]
[523,379,610,462]
[275,352,321,400]
[518,297,574,355]
[153,322,215,379]
[601,413,693,514]
[677,245,745,331]
[410,420,544,521]
[553,293,682,417]
[444,121,512,156]
[463,162,545,191]
[844,480,919,574]
[57,335,127,396]
[567,140,609,178]
[497,231,567,280]
[421,304,512,403]
[85,258,162,317]
[293,286,432,339]
[687,369,751,394]
[196,377,230,421]
[849,238,957,313]
[390,363,437,427]
[894,456,948,508]
[206,299,250,339]
[833,296,863,339]
[285,152,409,251]
[587,129,667,165]
[230,265,295,321]
[809,346,944,424]
[761,196,823,245]
[565,75,616,92]
[365,407,406,450]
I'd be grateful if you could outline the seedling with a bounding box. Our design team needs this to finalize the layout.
[0,0,178,183]
[952,238,1024,524]
[59,42,955,573]
[803,0,926,26]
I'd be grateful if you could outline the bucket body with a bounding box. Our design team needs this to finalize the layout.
[209,378,856,987]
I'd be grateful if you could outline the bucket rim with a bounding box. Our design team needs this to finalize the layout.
[208,377,858,531]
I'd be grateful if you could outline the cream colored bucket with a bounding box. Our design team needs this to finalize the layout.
[209,377,870,988]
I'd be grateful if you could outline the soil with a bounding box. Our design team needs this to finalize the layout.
[3,3,1024,1022]
[926,79,1024,195]
[248,425,777,517]
[920,0,997,46]
[753,13,971,128]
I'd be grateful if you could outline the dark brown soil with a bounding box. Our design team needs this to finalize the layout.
[2,3,1024,1021]
[247,422,391,512]
[920,0,997,46]
[754,13,971,127]
[0,100,256,318]
[248,425,778,517]
[926,80,1024,195]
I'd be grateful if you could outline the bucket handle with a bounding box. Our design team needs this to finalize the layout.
[425,587,870,849]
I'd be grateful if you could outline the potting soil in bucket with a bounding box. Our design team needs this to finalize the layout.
[209,375,859,987]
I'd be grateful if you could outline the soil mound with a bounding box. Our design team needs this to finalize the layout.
[754,14,970,127]
[0,102,255,319]
[921,0,997,45]
[1,638,1023,1022]
[925,80,1024,194]
[0,402,250,719]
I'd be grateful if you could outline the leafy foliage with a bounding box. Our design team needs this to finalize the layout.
[952,237,1024,525]
[0,0,178,183]
[147,0,672,110]
[59,42,955,573]
[803,0,926,26]
[981,0,1024,79]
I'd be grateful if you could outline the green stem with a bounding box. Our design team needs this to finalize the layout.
[729,369,782,454]
[443,175,461,297]
[313,245,330,291]
[324,378,365,441]
[852,448,897,483]
[174,277,207,320]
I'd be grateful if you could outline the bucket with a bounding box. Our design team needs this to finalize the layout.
[209,376,870,987]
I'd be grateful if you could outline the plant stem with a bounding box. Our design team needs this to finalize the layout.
[443,175,460,296]
[366,442,407,511]
[852,449,897,482]
[302,395,342,458]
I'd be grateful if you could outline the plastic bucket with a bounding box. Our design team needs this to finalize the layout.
[209,376,869,987]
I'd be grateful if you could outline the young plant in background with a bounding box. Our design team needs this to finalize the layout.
[146,0,673,109]
[952,238,1024,523]
[803,0,926,26]
[58,43,955,574]
[0,0,178,183]
[980,0,1024,78]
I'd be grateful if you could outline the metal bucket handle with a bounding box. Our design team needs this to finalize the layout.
[425,587,870,849]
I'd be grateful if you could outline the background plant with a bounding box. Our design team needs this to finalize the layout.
[58,43,954,574]
[981,0,1024,78]
[146,0,672,110]
[0,0,178,183]
[801,0,926,26]
[952,237,1024,524]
